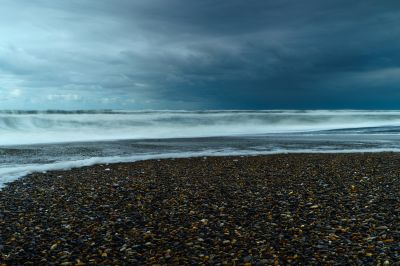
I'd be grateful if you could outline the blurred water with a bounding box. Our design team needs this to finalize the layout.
[2,110,400,187]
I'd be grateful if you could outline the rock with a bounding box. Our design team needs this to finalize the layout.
[200,219,208,225]
[376,226,388,230]
[243,256,253,263]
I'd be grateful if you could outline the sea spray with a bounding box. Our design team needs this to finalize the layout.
[2,110,400,187]
[2,110,400,146]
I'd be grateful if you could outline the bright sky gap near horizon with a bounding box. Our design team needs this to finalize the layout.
[0,0,400,110]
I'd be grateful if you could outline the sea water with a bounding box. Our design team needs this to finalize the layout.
[2,110,400,187]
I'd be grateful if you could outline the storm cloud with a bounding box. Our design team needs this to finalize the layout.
[0,0,400,109]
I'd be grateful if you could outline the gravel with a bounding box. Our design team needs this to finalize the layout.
[0,153,399,265]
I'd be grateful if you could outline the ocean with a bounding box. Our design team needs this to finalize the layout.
[2,110,400,187]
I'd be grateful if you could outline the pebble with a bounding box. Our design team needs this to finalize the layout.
[0,153,399,265]
[376,226,389,230]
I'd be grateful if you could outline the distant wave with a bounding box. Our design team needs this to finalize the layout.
[2,109,400,115]
[0,109,119,115]
[2,110,400,146]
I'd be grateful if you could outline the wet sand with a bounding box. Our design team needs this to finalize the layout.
[0,153,399,265]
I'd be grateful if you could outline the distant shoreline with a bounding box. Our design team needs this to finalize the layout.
[1,153,399,264]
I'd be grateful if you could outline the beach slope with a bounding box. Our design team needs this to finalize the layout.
[0,153,399,264]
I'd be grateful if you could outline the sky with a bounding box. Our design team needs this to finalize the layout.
[0,0,400,110]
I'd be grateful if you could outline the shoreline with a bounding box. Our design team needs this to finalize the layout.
[1,153,399,264]
[3,150,400,189]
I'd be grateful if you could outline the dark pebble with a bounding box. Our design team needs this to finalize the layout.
[1,153,399,265]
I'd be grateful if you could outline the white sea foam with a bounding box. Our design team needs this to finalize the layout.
[2,147,400,188]
[2,110,400,188]
[1,110,400,146]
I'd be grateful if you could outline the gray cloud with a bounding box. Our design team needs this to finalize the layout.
[0,0,400,109]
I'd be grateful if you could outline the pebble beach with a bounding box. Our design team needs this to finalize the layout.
[1,153,399,265]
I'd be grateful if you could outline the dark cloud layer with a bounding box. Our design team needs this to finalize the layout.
[0,0,400,109]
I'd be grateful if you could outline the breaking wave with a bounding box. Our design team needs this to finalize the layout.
[2,110,400,146]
